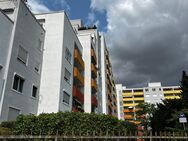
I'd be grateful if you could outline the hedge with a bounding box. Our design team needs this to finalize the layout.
[1,112,136,135]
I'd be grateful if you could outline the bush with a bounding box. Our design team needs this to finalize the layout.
[0,127,12,135]
[13,112,136,135]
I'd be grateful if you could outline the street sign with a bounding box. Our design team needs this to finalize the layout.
[179,117,187,123]
[179,112,187,123]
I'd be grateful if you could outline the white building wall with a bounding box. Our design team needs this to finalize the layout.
[100,36,107,114]
[36,12,83,114]
[116,84,124,120]
[0,0,45,122]
[78,35,92,113]
[144,82,164,104]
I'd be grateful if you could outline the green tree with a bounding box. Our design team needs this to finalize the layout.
[135,102,156,128]
[181,70,188,101]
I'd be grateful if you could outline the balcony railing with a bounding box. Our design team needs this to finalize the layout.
[91,48,97,65]
[73,86,84,104]
[74,49,84,69]
[91,79,97,92]
[92,95,97,107]
[74,67,84,86]
[91,64,97,78]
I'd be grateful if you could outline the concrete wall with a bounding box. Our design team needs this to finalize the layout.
[116,84,124,120]
[0,10,13,110]
[0,0,45,122]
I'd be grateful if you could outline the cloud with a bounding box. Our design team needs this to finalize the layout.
[27,0,50,13]
[91,0,188,87]
[27,0,70,14]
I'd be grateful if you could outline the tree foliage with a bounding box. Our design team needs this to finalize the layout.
[136,102,156,128]
[1,112,136,135]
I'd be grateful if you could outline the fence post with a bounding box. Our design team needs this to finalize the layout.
[150,131,152,141]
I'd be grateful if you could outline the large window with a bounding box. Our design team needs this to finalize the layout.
[13,74,24,93]
[17,46,28,65]
[64,68,71,84]
[8,107,20,121]
[32,85,38,98]
[65,48,72,63]
[63,91,70,105]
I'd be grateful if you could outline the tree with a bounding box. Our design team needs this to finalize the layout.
[135,102,156,128]
[181,70,188,101]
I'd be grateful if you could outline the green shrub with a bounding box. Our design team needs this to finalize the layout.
[0,127,12,135]
[11,112,136,135]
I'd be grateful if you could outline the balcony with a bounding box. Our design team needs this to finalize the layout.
[74,67,84,86]
[124,115,134,119]
[91,64,97,78]
[74,49,84,69]
[72,105,84,112]
[91,79,97,92]
[73,86,84,104]
[92,95,97,107]
[91,48,97,65]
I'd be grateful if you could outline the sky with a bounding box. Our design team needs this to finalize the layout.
[28,0,188,88]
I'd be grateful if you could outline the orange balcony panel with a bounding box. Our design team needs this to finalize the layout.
[91,79,97,92]
[74,49,84,69]
[91,64,97,77]
[73,86,84,104]
[92,95,97,107]
[74,67,84,86]
[123,109,134,113]
[124,115,134,119]
[91,48,97,65]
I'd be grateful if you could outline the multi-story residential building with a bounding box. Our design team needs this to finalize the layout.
[100,36,117,116]
[0,0,45,122]
[116,82,181,123]
[35,12,84,114]
[71,20,99,113]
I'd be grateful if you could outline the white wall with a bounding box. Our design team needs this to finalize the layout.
[0,0,45,122]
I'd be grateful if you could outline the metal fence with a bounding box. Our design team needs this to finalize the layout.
[0,133,188,141]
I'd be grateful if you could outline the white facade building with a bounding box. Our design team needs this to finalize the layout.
[0,0,45,122]
[115,84,124,120]
[35,12,84,114]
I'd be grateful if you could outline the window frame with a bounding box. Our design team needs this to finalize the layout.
[65,47,72,64]
[12,73,25,94]
[63,91,70,105]
[64,68,71,84]
[17,45,28,65]
[32,85,38,98]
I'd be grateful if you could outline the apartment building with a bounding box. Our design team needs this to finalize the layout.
[0,0,45,122]
[71,20,99,113]
[100,36,117,116]
[116,82,181,123]
[35,12,84,114]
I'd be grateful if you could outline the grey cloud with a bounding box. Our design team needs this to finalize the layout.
[91,0,188,87]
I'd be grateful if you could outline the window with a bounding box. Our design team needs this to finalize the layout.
[64,68,71,84]
[152,88,156,91]
[65,48,72,63]
[13,74,24,93]
[38,39,43,51]
[34,62,40,73]
[145,88,149,92]
[8,107,20,121]
[32,85,38,98]
[63,91,70,104]
[17,46,28,65]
